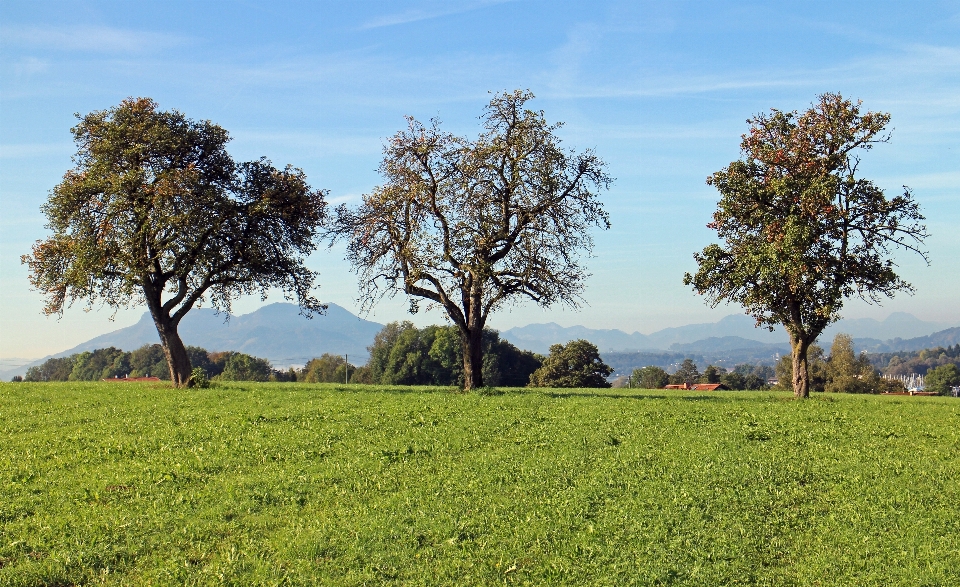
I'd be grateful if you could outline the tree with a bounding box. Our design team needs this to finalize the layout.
[684,94,928,398]
[302,354,355,383]
[69,347,128,380]
[630,365,669,389]
[22,98,327,386]
[924,364,960,396]
[824,333,876,393]
[24,357,74,382]
[363,321,541,387]
[216,352,272,382]
[669,359,701,386]
[701,365,724,384]
[328,90,611,390]
[528,339,612,388]
[128,344,169,379]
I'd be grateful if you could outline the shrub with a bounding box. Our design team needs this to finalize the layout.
[189,367,210,389]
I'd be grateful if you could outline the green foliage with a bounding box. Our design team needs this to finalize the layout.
[216,352,273,382]
[365,322,541,387]
[189,367,210,389]
[873,344,960,377]
[529,339,612,388]
[23,357,73,382]
[2,382,960,585]
[10,376,22,382]
[684,94,928,397]
[925,364,960,395]
[701,364,723,384]
[128,344,169,379]
[824,333,879,393]
[187,346,220,378]
[66,347,128,381]
[630,366,669,389]
[302,354,355,384]
[349,365,374,384]
[19,346,280,383]
[668,358,701,386]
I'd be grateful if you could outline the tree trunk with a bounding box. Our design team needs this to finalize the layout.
[156,320,192,386]
[143,282,193,386]
[461,326,484,391]
[790,334,811,399]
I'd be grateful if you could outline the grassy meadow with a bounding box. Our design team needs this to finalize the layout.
[1,382,959,586]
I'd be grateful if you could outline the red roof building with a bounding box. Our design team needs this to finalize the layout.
[690,383,728,391]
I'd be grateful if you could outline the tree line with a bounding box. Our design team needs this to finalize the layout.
[21,92,931,396]
[625,333,959,395]
[17,325,616,389]
[628,361,774,390]
[869,344,960,377]
[21,345,278,383]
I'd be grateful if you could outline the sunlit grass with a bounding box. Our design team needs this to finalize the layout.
[1,382,959,585]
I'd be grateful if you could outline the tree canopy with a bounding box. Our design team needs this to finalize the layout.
[528,339,613,388]
[630,366,669,389]
[328,90,611,390]
[364,321,541,387]
[23,98,327,385]
[925,364,960,396]
[684,94,928,398]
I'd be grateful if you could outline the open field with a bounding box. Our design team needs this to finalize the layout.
[1,383,959,586]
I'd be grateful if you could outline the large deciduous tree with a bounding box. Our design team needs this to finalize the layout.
[328,90,611,390]
[23,98,327,386]
[684,94,928,398]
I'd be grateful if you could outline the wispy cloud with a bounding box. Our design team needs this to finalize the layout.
[0,25,188,54]
[359,0,516,30]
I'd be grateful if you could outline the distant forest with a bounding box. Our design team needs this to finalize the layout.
[18,326,960,393]
[19,322,543,388]
[868,345,960,377]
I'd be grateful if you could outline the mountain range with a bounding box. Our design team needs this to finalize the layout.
[3,303,958,380]
[499,312,956,355]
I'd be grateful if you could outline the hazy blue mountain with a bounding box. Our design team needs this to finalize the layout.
[502,312,954,355]
[500,323,654,354]
[600,351,699,378]
[645,315,787,348]
[821,312,953,342]
[857,327,960,353]
[668,336,772,352]
[2,303,384,379]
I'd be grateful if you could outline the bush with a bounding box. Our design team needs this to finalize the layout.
[189,367,210,388]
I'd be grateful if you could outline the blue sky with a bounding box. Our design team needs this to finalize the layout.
[1,0,958,359]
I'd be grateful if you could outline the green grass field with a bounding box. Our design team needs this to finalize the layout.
[1,382,959,586]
